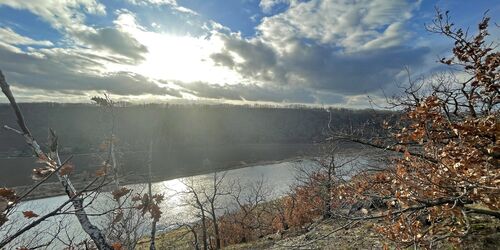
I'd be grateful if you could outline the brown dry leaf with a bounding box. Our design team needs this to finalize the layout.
[95,167,107,177]
[131,194,141,202]
[383,243,390,250]
[153,193,164,204]
[0,198,8,213]
[22,210,39,219]
[36,154,49,163]
[32,167,55,180]
[0,188,17,201]
[112,187,130,201]
[111,242,123,250]
[59,163,74,176]
[403,150,411,161]
[150,203,162,222]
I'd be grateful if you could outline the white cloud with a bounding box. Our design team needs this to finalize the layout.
[361,22,409,50]
[209,0,430,103]
[127,0,197,15]
[0,42,181,97]
[128,0,177,5]
[0,0,106,32]
[0,0,149,61]
[259,0,290,13]
[212,32,429,94]
[0,0,435,106]
[0,1,242,101]
[257,0,420,52]
[0,27,53,46]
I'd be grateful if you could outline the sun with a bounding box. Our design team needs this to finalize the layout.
[113,24,244,88]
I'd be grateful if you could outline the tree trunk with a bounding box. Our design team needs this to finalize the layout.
[200,209,208,250]
[190,226,200,250]
[54,151,112,250]
[0,71,112,250]
[73,198,112,250]
[148,140,157,250]
[210,203,221,249]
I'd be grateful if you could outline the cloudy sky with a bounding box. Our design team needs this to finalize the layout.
[0,0,497,107]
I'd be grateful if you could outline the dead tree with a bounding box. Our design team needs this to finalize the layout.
[179,172,229,250]
[269,191,296,232]
[147,140,157,250]
[201,172,228,250]
[92,94,147,250]
[92,94,120,189]
[0,70,112,250]
[295,143,358,219]
[228,176,271,242]
[180,177,209,250]
[183,223,201,250]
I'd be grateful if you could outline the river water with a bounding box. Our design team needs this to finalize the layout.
[2,150,377,249]
[1,160,317,248]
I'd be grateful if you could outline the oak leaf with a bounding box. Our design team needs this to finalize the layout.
[22,210,38,219]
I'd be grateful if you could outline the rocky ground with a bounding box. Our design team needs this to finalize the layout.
[226,220,385,250]
[136,214,500,250]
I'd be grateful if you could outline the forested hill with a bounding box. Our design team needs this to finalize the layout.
[0,103,388,155]
[0,103,390,187]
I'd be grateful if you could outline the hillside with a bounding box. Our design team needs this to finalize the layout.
[0,103,390,187]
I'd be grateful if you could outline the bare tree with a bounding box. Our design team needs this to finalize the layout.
[0,70,113,249]
[147,140,157,250]
[179,177,210,250]
[201,172,228,250]
[180,222,201,250]
[179,172,229,250]
[295,143,358,219]
[92,94,148,250]
[224,176,271,243]
[269,191,296,232]
[92,94,120,189]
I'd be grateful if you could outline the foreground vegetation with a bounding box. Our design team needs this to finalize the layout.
[137,212,500,249]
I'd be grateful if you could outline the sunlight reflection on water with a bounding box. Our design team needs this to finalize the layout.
[1,160,318,248]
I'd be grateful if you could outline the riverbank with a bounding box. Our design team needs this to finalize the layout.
[11,141,376,201]
[135,205,500,250]
[1,143,321,187]
[12,155,314,201]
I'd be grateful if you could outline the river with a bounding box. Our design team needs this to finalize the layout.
[1,159,318,248]
[1,148,379,249]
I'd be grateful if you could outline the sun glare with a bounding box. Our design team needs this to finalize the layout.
[118,29,244,87]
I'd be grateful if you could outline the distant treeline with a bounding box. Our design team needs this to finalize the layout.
[0,103,392,154]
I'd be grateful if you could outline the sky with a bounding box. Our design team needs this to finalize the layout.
[0,0,498,107]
